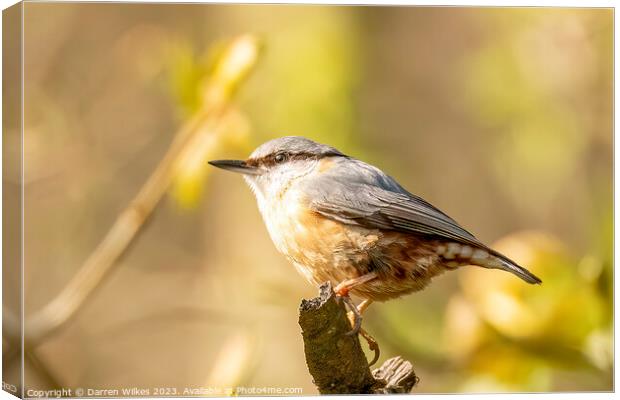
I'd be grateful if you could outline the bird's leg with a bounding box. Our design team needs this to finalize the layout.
[357,298,373,314]
[345,299,380,366]
[334,272,378,297]
[346,299,373,327]
[334,273,377,335]
[334,273,380,365]
[341,296,362,336]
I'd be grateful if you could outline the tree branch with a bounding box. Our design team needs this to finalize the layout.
[4,34,260,346]
[299,282,418,394]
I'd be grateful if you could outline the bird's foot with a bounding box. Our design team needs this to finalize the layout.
[341,295,362,336]
[334,275,380,365]
[360,327,381,367]
[344,300,380,367]
[334,279,364,335]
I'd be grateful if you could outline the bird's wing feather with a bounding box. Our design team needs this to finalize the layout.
[301,159,542,284]
[304,160,482,247]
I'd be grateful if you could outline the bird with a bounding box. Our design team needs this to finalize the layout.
[209,136,541,363]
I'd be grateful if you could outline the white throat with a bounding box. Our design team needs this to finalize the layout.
[243,160,317,217]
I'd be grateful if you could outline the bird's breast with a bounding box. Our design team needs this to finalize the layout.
[259,188,378,285]
[257,188,454,301]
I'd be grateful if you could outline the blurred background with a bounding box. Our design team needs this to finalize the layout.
[5,3,613,394]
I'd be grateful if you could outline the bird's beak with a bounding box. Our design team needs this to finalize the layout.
[208,159,262,176]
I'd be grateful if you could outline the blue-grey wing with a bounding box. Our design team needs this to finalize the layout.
[303,158,482,247]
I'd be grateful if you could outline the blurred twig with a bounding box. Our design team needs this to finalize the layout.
[299,282,418,394]
[5,34,260,346]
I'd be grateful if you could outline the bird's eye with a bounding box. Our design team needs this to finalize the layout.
[274,153,287,163]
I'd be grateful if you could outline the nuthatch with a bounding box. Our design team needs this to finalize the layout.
[209,136,541,361]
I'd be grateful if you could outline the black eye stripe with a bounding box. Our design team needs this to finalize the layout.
[246,151,344,168]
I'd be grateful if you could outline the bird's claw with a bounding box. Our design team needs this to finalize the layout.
[342,295,362,336]
[361,329,381,367]
[344,305,380,366]
[336,286,381,366]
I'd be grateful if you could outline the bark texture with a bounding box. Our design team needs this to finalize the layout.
[299,282,418,394]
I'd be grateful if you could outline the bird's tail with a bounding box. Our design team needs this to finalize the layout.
[439,242,542,284]
[486,249,542,284]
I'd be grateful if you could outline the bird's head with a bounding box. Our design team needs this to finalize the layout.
[209,136,345,204]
